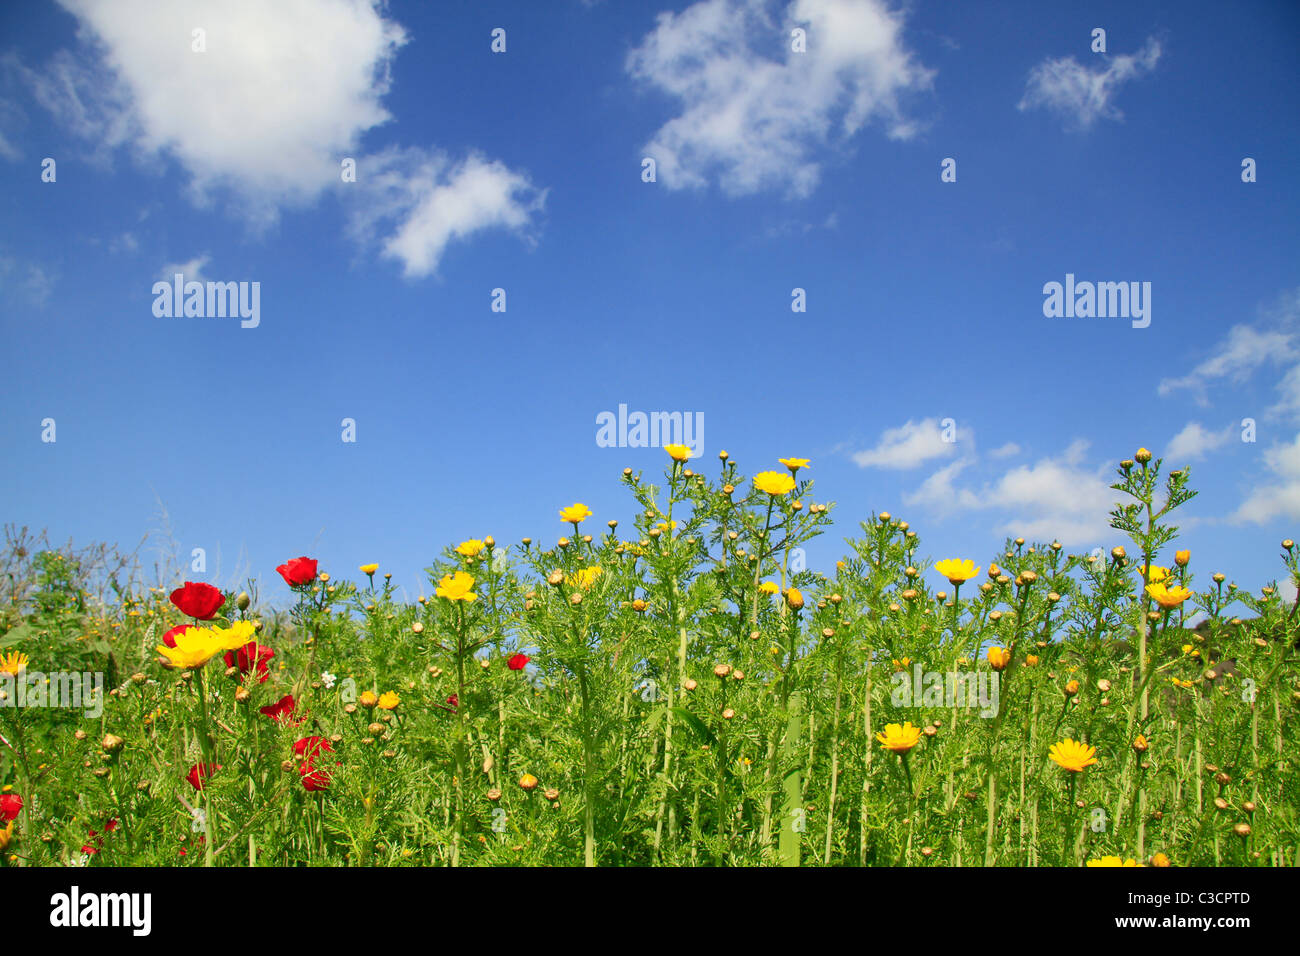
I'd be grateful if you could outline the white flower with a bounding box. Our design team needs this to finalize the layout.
[321,672,337,690]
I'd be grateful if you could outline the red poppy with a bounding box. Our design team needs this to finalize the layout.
[508,653,530,671]
[169,581,225,621]
[277,557,318,587]
[260,694,300,723]
[0,793,21,822]
[186,763,221,792]
[162,624,198,649]
[293,736,332,760]
[82,818,118,856]
[224,641,275,683]
[300,763,333,792]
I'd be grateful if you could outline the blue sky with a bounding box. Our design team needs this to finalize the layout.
[1,0,1297,610]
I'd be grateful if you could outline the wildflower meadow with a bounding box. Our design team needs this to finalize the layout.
[1,447,1296,871]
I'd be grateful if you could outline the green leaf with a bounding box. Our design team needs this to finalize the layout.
[670,707,715,747]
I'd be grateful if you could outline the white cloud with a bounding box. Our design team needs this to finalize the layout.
[1232,432,1300,525]
[988,442,1020,459]
[24,1,547,271]
[852,417,958,470]
[109,232,139,254]
[158,255,210,283]
[1281,576,1297,606]
[1018,37,1161,130]
[348,149,546,279]
[626,0,933,196]
[0,256,54,307]
[1157,325,1296,405]
[0,94,25,160]
[33,0,406,221]
[1165,421,1235,462]
[904,441,1117,546]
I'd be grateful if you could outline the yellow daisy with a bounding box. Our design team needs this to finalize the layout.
[559,503,592,525]
[1049,738,1099,772]
[875,722,922,753]
[436,571,478,603]
[934,558,980,586]
[1146,583,1191,609]
[753,471,796,496]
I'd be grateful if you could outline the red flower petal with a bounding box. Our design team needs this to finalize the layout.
[185,762,221,792]
[276,557,318,587]
[169,581,226,621]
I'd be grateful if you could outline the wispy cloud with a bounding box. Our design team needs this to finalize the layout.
[1157,288,1300,410]
[627,0,933,197]
[347,148,546,280]
[1018,37,1161,130]
[904,440,1117,546]
[0,256,54,307]
[158,255,210,283]
[1166,421,1235,462]
[851,417,958,470]
[1232,432,1300,525]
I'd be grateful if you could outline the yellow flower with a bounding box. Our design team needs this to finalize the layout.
[934,558,980,586]
[1151,852,1171,867]
[778,458,810,473]
[359,563,379,575]
[875,722,922,753]
[1144,565,1170,583]
[892,657,912,671]
[752,471,796,496]
[377,692,400,711]
[559,503,592,525]
[1146,583,1191,609]
[1049,738,1099,772]
[664,444,692,462]
[1086,856,1140,867]
[209,620,258,652]
[436,571,478,603]
[0,821,12,854]
[987,646,1012,671]
[0,651,29,677]
[759,581,779,595]
[568,566,602,590]
[455,539,486,558]
[653,520,678,535]
[157,628,227,670]
[359,691,378,709]
[785,588,804,611]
